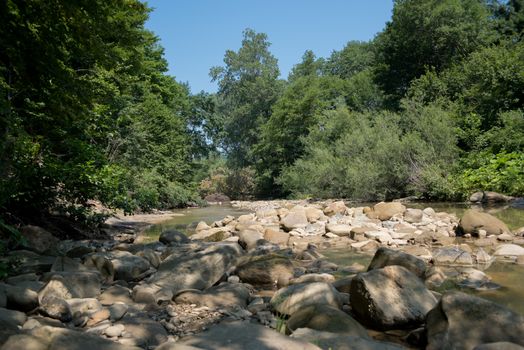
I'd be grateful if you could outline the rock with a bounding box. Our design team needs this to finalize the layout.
[196,221,211,232]
[159,229,189,245]
[0,307,27,330]
[290,328,407,350]
[497,233,515,241]
[281,209,309,231]
[433,246,474,265]
[83,254,114,282]
[474,343,524,350]
[149,242,242,298]
[404,208,423,223]
[426,292,524,350]
[323,201,347,216]
[19,225,60,254]
[0,325,141,350]
[287,304,369,337]
[99,285,133,306]
[326,224,352,236]
[119,316,168,347]
[86,308,110,327]
[367,202,406,221]
[350,265,437,330]
[458,209,510,236]
[109,302,128,321]
[111,252,151,282]
[494,244,524,257]
[174,283,250,308]
[175,320,320,350]
[43,271,101,298]
[470,191,514,203]
[191,228,231,242]
[270,282,341,316]
[263,229,290,246]
[235,254,294,288]
[66,298,102,315]
[306,208,325,223]
[136,249,161,268]
[65,245,95,259]
[290,273,335,284]
[39,296,72,322]
[237,229,264,250]
[0,283,39,312]
[104,324,125,338]
[51,256,89,272]
[367,247,427,279]
[364,230,393,244]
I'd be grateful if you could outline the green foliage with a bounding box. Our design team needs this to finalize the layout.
[198,163,256,200]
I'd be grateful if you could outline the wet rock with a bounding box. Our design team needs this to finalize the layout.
[469,191,514,204]
[270,282,341,316]
[159,229,189,245]
[235,254,294,288]
[367,202,406,221]
[433,246,473,265]
[458,209,510,236]
[367,247,427,279]
[287,304,369,337]
[426,292,524,350]
[174,283,250,308]
[175,320,320,350]
[350,265,437,330]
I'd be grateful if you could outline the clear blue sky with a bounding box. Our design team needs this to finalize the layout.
[145,0,394,93]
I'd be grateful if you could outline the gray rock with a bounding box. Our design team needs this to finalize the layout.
[350,265,437,330]
[367,202,406,221]
[0,283,39,312]
[0,307,27,330]
[235,253,294,288]
[159,229,190,245]
[19,225,60,254]
[494,244,524,257]
[104,324,125,338]
[40,272,101,299]
[51,256,89,272]
[404,208,423,223]
[474,343,524,350]
[98,285,133,306]
[119,316,168,347]
[458,209,510,236]
[270,282,341,316]
[433,246,473,265]
[174,283,250,308]
[39,296,72,322]
[281,209,309,231]
[367,247,427,279]
[83,254,114,283]
[426,292,524,350]
[110,252,151,282]
[237,229,264,250]
[175,320,321,350]
[109,302,128,321]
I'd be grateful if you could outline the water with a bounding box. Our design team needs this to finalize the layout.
[144,202,524,314]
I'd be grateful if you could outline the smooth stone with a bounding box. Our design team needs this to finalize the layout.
[235,254,294,288]
[367,247,427,279]
[270,282,341,316]
[104,324,125,338]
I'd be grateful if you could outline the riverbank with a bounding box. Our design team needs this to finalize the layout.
[1,200,524,349]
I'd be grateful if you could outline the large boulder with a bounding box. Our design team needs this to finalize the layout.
[0,307,27,330]
[0,283,39,312]
[458,209,510,236]
[159,229,189,245]
[270,282,341,316]
[470,191,514,204]
[426,292,524,350]
[350,265,437,330]
[367,247,427,279]
[236,229,264,250]
[235,254,294,288]
[19,225,60,254]
[39,272,101,300]
[286,304,369,337]
[175,320,321,350]
[149,242,242,299]
[367,202,406,221]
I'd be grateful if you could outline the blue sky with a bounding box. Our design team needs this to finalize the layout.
[145,0,394,93]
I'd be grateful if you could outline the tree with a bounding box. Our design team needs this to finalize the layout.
[210,29,283,168]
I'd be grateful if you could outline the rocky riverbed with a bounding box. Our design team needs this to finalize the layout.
[1,199,524,349]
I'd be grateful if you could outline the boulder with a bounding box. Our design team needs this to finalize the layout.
[263,229,290,246]
[350,266,437,330]
[149,242,242,298]
[281,209,309,231]
[118,316,168,347]
[176,320,321,350]
[404,208,423,223]
[0,283,39,312]
[19,225,60,254]
[235,254,294,288]
[98,285,133,306]
[83,254,114,282]
[9,250,55,275]
[426,292,524,350]
[159,229,189,245]
[110,252,151,282]
[325,224,352,236]
[367,202,406,221]
[0,307,27,330]
[40,272,101,298]
[367,247,427,279]
[39,296,72,322]
[323,201,347,216]
[290,273,335,284]
[432,246,474,266]
[305,207,325,223]
[469,191,514,204]
[136,249,161,268]
[190,228,232,242]
[237,229,264,250]
[494,244,524,257]
[196,221,211,232]
[270,282,341,316]
[174,283,250,308]
[287,304,369,337]
[458,209,510,236]
[290,328,407,350]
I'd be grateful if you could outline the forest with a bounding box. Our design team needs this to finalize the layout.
[1,0,523,232]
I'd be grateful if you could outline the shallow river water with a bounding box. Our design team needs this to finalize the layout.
[143,201,524,315]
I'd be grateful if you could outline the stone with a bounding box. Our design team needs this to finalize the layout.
[87,308,110,327]
[104,324,125,338]
[159,229,189,245]
[426,292,524,350]
[367,247,427,279]
[174,283,250,308]
[83,254,114,282]
[66,298,102,315]
[0,283,39,312]
[497,233,515,241]
[263,229,290,246]
[323,201,347,216]
[305,207,325,223]
[0,307,27,330]
[237,229,264,250]
[474,343,524,350]
[470,191,514,204]
[196,221,211,232]
[176,320,320,350]
[43,272,101,298]
[404,208,423,223]
[290,273,335,284]
[190,228,231,242]
[235,254,294,288]
[51,256,88,272]
[19,225,60,254]
[119,316,168,347]
[109,302,128,321]
[326,224,352,236]
[433,246,473,265]
[110,252,151,282]
[494,244,524,257]
[270,282,341,316]
[458,209,510,236]
[99,285,133,306]
[39,296,72,322]
[364,230,393,244]
[287,304,369,337]
[149,242,242,299]
[367,202,406,221]
[290,328,407,350]
[350,265,437,330]
[281,209,309,231]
